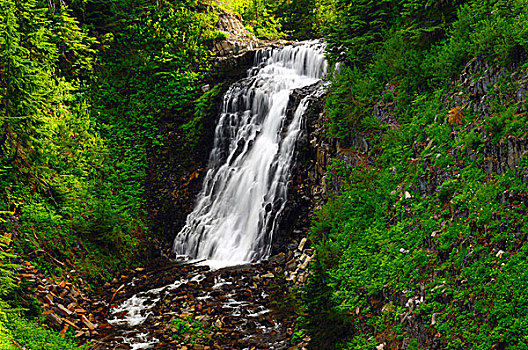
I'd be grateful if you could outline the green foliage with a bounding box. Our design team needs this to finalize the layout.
[1,236,82,348]
[0,0,227,343]
[0,0,226,342]
[171,316,217,344]
[181,84,224,147]
[240,0,284,39]
[0,307,11,349]
[424,0,528,83]
[325,66,379,138]
[319,0,460,67]
[90,0,213,238]
[290,328,305,345]
[306,65,528,347]
[0,237,16,300]
[217,0,319,40]
[273,0,317,39]
[5,0,528,348]
[300,254,354,349]
[0,0,228,289]
[321,0,398,66]
[305,0,528,347]
[313,0,337,34]
[0,0,136,283]
[1,311,84,349]
[323,0,528,138]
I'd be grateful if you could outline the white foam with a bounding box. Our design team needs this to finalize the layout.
[196,259,251,270]
[108,295,159,327]
[174,40,327,264]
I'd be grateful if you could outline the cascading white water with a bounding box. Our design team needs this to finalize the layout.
[173,40,327,265]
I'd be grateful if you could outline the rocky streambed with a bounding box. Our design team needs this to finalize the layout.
[85,238,313,350]
[17,234,314,350]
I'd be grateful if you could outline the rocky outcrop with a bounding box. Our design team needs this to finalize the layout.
[268,82,328,258]
[211,12,259,57]
[208,11,261,80]
[210,10,290,80]
[446,58,528,177]
[413,59,528,198]
[322,58,528,350]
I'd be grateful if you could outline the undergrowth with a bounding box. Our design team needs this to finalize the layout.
[301,0,528,348]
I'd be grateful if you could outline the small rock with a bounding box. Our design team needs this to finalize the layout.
[269,253,286,264]
[381,303,395,313]
[431,313,438,325]
[214,319,223,329]
[57,304,73,316]
[81,315,96,331]
[298,237,308,251]
[297,273,306,284]
[286,259,296,270]
[46,312,63,330]
[299,256,312,270]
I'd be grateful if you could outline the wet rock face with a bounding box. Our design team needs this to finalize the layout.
[270,82,328,256]
[145,84,228,257]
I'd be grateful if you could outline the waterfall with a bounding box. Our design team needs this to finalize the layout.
[173,40,327,265]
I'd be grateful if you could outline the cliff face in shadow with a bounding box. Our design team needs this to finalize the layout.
[144,10,294,256]
[144,11,260,256]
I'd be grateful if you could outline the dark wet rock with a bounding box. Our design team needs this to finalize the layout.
[270,81,327,258]
[85,257,297,349]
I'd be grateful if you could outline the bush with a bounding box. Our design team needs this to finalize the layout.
[303,2,528,345]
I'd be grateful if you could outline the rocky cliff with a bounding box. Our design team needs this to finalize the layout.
[308,56,528,349]
[145,10,290,256]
